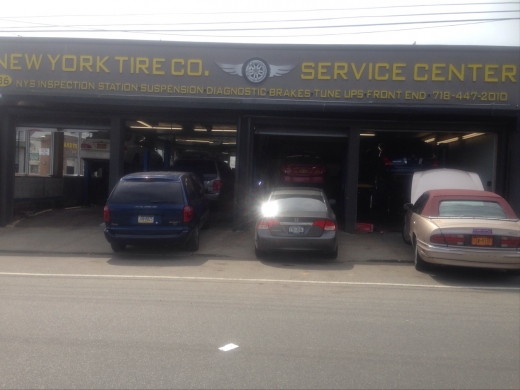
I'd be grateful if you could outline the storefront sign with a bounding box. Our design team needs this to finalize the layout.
[0,38,518,108]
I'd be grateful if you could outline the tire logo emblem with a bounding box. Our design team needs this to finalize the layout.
[216,58,296,85]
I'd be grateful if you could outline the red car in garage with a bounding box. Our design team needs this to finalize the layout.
[280,154,327,184]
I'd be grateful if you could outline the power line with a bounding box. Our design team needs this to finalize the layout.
[0,2,518,19]
[0,17,517,33]
[1,9,518,30]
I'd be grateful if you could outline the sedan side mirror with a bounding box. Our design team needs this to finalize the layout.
[403,203,413,211]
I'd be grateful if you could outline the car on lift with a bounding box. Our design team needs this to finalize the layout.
[255,187,338,259]
[103,171,210,252]
[169,157,234,209]
[279,154,327,185]
[403,188,520,272]
[360,138,438,214]
[80,131,164,171]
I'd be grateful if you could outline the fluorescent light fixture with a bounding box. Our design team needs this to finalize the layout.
[424,138,436,143]
[194,128,206,132]
[437,137,459,145]
[212,129,237,133]
[360,133,375,137]
[462,133,484,140]
[179,139,211,143]
[223,142,236,145]
[137,121,152,128]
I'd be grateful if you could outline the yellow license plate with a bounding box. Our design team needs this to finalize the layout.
[471,236,493,246]
[138,215,154,224]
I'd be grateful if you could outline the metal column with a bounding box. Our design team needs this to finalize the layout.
[344,127,360,233]
[108,116,125,194]
[0,108,15,226]
[233,116,254,229]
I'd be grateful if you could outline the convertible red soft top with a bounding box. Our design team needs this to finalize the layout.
[421,189,518,219]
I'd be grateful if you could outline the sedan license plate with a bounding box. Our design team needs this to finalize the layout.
[138,215,154,224]
[96,143,107,149]
[289,226,304,234]
[471,236,493,246]
[299,169,308,174]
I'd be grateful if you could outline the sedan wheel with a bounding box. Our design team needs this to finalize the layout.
[414,242,429,272]
[325,245,338,260]
[255,247,266,259]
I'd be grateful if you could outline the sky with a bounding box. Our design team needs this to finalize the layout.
[1,0,519,46]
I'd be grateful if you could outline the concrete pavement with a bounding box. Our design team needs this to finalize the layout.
[0,206,414,262]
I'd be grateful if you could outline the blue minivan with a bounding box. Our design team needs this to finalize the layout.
[103,171,210,252]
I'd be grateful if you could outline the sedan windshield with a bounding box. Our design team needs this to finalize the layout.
[438,200,507,218]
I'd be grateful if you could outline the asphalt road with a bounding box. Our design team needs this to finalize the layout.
[1,254,519,389]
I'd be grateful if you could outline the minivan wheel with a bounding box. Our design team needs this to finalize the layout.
[186,226,200,252]
[111,242,126,252]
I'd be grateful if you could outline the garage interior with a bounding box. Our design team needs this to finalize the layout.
[4,104,515,234]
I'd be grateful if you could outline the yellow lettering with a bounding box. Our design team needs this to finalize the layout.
[448,64,464,81]
[431,64,445,81]
[187,59,202,76]
[318,62,331,79]
[24,54,42,70]
[484,64,499,82]
[96,56,109,73]
[351,63,366,80]
[62,55,77,72]
[414,64,428,81]
[301,62,314,79]
[10,54,22,70]
[47,55,60,71]
[502,65,517,82]
[375,63,389,80]
[136,57,149,74]
[153,58,165,75]
[171,59,184,75]
[467,64,482,81]
[80,56,93,72]
[115,57,128,73]
[334,63,348,79]
[392,63,406,81]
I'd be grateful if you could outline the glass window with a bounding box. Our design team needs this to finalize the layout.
[63,132,81,175]
[439,200,507,218]
[109,181,184,204]
[29,129,53,176]
[270,197,327,212]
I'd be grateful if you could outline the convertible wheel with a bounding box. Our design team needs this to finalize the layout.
[186,226,200,252]
[414,242,429,272]
[111,242,126,252]
[402,222,412,245]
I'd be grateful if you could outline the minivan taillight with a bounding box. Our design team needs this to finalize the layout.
[382,156,392,166]
[81,143,92,149]
[213,180,222,191]
[183,205,194,222]
[103,205,110,222]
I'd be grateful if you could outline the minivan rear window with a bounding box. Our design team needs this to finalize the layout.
[110,181,184,204]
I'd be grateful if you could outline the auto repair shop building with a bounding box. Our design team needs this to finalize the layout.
[0,38,519,232]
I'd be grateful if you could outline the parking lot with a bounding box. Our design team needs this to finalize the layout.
[1,206,413,263]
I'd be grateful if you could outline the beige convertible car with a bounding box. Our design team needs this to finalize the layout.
[403,189,520,272]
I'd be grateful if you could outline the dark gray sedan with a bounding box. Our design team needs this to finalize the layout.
[255,187,338,259]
